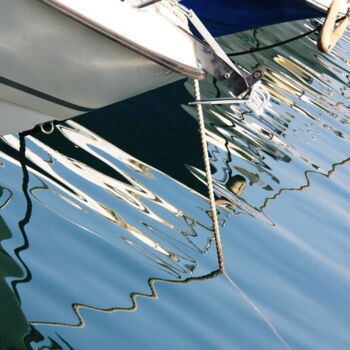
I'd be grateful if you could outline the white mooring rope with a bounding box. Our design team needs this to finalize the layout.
[193,79,225,272]
[193,79,293,350]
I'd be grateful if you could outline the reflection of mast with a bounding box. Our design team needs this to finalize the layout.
[260,157,350,210]
[30,269,221,328]
[0,215,30,350]
[0,136,93,350]
[11,134,33,303]
[1,134,71,350]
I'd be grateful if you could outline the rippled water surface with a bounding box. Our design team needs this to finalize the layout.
[0,20,349,350]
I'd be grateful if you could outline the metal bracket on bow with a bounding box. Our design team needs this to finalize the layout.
[176,4,270,113]
[189,80,270,116]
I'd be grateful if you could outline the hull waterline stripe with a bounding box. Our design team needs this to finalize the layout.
[0,76,93,112]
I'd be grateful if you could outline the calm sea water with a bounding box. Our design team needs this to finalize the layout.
[0,20,349,350]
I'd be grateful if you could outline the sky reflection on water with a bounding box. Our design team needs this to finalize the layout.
[0,19,349,350]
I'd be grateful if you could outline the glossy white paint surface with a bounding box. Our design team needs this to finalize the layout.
[0,0,196,135]
[53,0,197,69]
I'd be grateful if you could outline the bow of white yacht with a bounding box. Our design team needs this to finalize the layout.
[1,0,348,136]
[0,0,206,135]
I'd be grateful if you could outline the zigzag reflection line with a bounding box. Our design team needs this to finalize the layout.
[11,134,33,304]
[260,157,350,210]
[28,159,350,330]
[30,270,221,328]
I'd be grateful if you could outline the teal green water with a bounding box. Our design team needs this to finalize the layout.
[0,20,349,350]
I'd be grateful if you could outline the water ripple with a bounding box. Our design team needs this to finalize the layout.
[0,18,349,350]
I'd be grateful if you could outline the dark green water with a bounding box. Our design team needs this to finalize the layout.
[0,20,349,350]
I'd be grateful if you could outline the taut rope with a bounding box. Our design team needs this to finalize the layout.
[193,79,225,272]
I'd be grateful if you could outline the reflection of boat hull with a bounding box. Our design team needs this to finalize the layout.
[0,0,203,135]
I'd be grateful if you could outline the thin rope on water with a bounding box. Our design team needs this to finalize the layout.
[223,272,293,350]
[193,79,225,272]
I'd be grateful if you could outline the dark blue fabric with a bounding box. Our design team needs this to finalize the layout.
[181,0,324,37]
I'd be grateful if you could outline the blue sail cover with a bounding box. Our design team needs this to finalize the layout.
[181,0,324,37]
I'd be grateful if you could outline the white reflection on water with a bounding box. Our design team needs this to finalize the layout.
[1,129,217,280]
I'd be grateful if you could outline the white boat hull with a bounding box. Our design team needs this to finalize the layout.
[0,0,202,135]
[2,0,347,136]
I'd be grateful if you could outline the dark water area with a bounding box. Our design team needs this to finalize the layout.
[0,20,349,350]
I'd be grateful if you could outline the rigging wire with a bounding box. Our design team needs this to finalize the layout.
[227,15,347,57]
